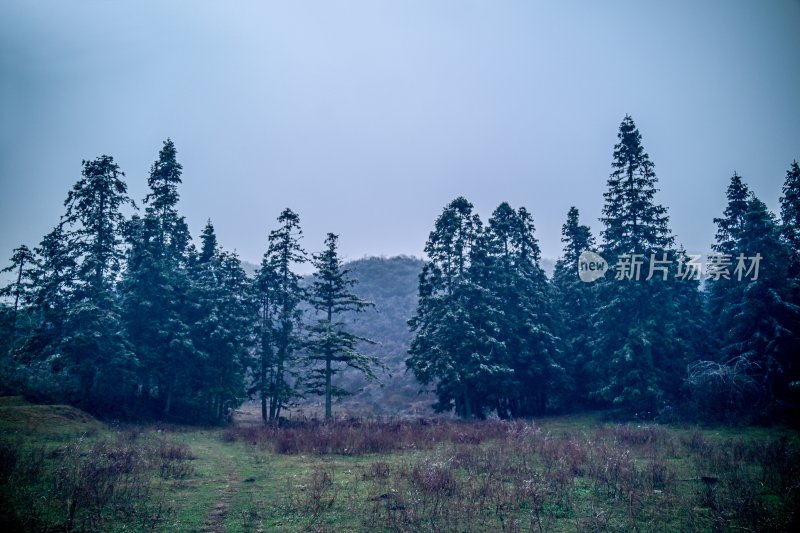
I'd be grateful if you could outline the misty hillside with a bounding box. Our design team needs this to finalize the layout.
[298,255,434,417]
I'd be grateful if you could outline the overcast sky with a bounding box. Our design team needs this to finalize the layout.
[1,1,799,271]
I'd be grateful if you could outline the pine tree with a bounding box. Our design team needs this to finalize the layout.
[707,173,751,350]
[32,223,75,313]
[407,197,503,418]
[64,156,133,293]
[120,140,194,417]
[59,155,136,413]
[25,223,75,365]
[714,173,751,256]
[0,245,36,337]
[552,207,598,408]
[0,244,36,392]
[306,233,384,420]
[779,160,800,410]
[252,248,278,423]
[695,178,799,419]
[199,219,218,264]
[722,197,798,412]
[780,161,800,275]
[191,246,254,423]
[594,116,683,414]
[252,209,306,423]
[1,227,73,397]
[600,115,672,255]
[474,203,560,417]
[146,141,184,233]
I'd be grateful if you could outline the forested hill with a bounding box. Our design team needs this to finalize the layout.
[300,255,434,417]
[243,257,554,281]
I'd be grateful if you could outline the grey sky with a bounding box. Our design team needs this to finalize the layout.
[1,1,799,271]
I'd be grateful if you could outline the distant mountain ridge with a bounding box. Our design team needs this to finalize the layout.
[242,256,555,279]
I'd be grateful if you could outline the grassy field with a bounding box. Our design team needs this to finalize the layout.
[1,397,798,532]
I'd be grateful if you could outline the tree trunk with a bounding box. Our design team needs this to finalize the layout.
[325,356,332,420]
[261,351,268,424]
[270,358,283,422]
[164,386,173,416]
[462,386,472,419]
[269,396,277,421]
[12,260,22,329]
[325,306,333,420]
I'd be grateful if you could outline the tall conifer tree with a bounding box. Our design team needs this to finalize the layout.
[552,207,598,408]
[0,245,36,336]
[594,116,684,414]
[253,209,306,422]
[407,197,503,418]
[717,196,798,411]
[306,233,383,420]
[191,242,253,423]
[779,160,800,409]
[59,155,135,412]
[780,161,800,275]
[707,173,751,342]
[473,203,559,417]
[121,140,194,416]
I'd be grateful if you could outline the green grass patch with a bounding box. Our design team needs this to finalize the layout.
[2,401,798,532]
[0,396,103,437]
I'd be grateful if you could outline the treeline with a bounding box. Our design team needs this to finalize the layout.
[1,116,798,424]
[407,115,800,422]
[0,140,384,423]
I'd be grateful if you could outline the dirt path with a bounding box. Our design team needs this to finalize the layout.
[200,454,240,533]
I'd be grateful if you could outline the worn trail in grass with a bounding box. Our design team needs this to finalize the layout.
[200,451,240,533]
